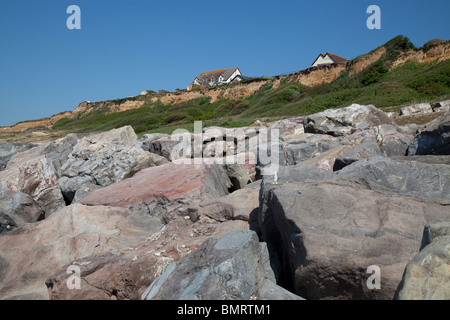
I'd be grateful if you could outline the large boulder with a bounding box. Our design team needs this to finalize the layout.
[259,178,449,300]
[45,252,174,300]
[0,144,65,216]
[390,155,450,165]
[285,134,342,166]
[141,133,169,152]
[46,217,249,299]
[304,104,395,136]
[433,100,450,113]
[395,222,450,300]
[0,188,44,234]
[59,126,160,203]
[0,203,163,300]
[373,124,415,157]
[42,134,79,177]
[336,156,450,203]
[81,162,232,222]
[407,111,450,155]
[400,103,433,116]
[141,230,303,300]
[197,188,260,223]
[0,142,36,171]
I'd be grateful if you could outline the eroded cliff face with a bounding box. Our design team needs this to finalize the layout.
[1,42,449,133]
[389,41,450,69]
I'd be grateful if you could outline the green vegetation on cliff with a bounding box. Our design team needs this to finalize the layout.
[53,36,450,135]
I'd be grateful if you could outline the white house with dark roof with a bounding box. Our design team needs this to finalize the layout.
[312,53,348,67]
[189,67,247,90]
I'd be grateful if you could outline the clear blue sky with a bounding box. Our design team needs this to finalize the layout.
[0,0,449,126]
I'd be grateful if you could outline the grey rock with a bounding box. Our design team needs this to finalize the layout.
[0,203,163,300]
[285,134,341,166]
[304,104,395,136]
[60,126,157,199]
[197,188,260,222]
[0,144,65,215]
[374,124,415,157]
[433,100,450,113]
[256,279,305,300]
[42,134,78,177]
[34,186,66,217]
[141,230,304,300]
[141,133,169,152]
[400,103,433,116]
[407,111,450,155]
[259,178,449,300]
[0,188,44,234]
[332,140,382,170]
[224,164,252,191]
[58,176,96,204]
[71,183,102,204]
[147,133,192,161]
[45,252,174,300]
[337,156,450,203]
[390,155,450,165]
[0,143,36,171]
[395,222,450,300]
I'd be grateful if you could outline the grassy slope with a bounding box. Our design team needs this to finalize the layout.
[52,36,450,137]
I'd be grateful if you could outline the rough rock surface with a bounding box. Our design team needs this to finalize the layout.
[395,222,450,300]
[304,104,395,136]
[373,124,415,157]
[0,204,163,300]
[400,103,433,116]
[0,143,65,216]
[43,216,248,300]
[0,188,44,234]
[407,111,450,155]
[141,230,303,300]
[81,162,232,222]
[337,156,450,203]
[45,252,174,300]
[59,126,157,203]
[285,134,342,166]
[197,188,260,222]
[0,142,36,171]
[259,178,449,300]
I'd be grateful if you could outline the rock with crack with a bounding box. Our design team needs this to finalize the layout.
[336,156,450,203]
[259,177,449,300]
[0,142,36,171]
[59,126,162,204]
[141,133,169,152]
[285,134,342,166]
[81,162,232,222]
[400,103,433,116]
[141,230,304,300]
[394,222,450,300]
[45,252,174,300]
[0,143,65,216]
[373,124,415,157]
[0,203,163,300]
[0,187,44,234]
[196,188,260,223]
[304,104,395,136]
[407,111,450,155]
